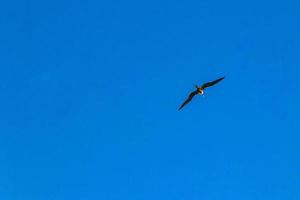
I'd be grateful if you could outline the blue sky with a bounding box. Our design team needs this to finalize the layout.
[0,0,299,199]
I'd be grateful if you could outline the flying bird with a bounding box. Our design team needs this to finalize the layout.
[178,76,225,110]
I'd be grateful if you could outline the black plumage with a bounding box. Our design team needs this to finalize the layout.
[178,76,225,110]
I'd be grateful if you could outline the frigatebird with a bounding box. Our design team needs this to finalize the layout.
[178,76,225,110]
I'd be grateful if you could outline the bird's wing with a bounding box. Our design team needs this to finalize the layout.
[178,90,198,110]
[200,76,225,89]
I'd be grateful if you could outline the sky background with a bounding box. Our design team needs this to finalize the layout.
[0,0,299,199]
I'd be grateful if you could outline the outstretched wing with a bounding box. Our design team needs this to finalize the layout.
[178,90,198,110]
[200,76,225,89]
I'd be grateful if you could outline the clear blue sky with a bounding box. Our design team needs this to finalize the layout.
[0,0,299,199]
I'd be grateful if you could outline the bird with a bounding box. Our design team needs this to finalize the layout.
[178,76,225,110]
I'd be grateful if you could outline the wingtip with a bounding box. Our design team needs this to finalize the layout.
[219,76,225,81]
[178,105,184,111]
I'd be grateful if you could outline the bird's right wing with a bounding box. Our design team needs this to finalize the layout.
[178,90,198,110]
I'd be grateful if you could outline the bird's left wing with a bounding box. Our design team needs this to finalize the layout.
[178,90,198,110]
[200,76,225,89]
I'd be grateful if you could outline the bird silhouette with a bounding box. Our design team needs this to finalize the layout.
[178,76,225,110]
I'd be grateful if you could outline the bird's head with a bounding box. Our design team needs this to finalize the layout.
[198,89,204,95]
[195,85,203,94]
